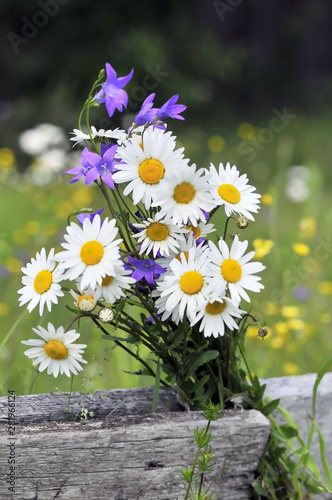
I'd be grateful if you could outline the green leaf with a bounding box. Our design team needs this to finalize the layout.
[190,374,210,391]
[261,398,280,416]
[278,424,299,440]
[312,418,332,488]
[251,480,270,497]
[312,353,332,419]
[186,350,219,378]
[304,476,325,494]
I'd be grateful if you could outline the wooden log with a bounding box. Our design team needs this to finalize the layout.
[0,406,269,499]
[1,372,331,499]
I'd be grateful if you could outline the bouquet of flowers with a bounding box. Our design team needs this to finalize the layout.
[18,63,331,498]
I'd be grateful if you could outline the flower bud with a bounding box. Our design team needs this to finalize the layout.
[229,231,239,239]
[236,216,249,229]
[98,307,114,323]
[258,327,269,339]
[69,290,96,312]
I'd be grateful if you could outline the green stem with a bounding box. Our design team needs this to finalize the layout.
[184,420,211,500]
[98,180,131,252]
[238,343,254,385]
[134,287,167,337]
[223,216,233,240]
[91,317,170,387]
[28,370,39,394]
[64,313,91,332]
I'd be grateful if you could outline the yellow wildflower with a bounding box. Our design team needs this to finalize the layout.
[298,217,316,239]
[274,322,289,336]
[283,363,300,376]
[237,123,256,140]
[270,337,284,349]
[246,325,259,338]
[0,148,15,168]
[253,239,274,259]
[287,318,305,331]
[318,282,332,295]
[207,135,225,153]
[281,306,299,318]
[292,243,310,256]
[261,193,274,205]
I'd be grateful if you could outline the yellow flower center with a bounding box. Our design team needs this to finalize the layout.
[43,340,67,360]
[218,184,240,204]
[77,294,95,309]
[206,300,226,315]
[221,258,242,283]
[33,270,53,294]
[176,251,189,262]
[138,158,164,184]
[179,271,204,295]
[80,241,104,265]
[101,275,114,287]
[186,224,201,239]
[173,182,196,204]
[146,222,169,241]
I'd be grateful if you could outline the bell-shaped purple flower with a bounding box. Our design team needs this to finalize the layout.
[66,144,120,189]
[157,95,186,121]
[76,208,105,226]
[134,93,157,126]
[94,63,134,118]
[127,257,166,286]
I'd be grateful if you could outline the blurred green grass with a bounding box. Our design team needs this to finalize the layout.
[1,113,332,396]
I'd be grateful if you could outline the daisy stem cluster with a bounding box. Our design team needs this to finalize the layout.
[18,62,331,499]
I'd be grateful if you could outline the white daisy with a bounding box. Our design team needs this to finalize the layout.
[22,323,87,378]
[69,126,126,147]
[18,248,64,316]
[119,125,172,147]
[54,215,122,290]
[185,221,216,240]
[113,127,188,209]
[153,246,212,323]
[132,215,186,257]
[191,295,244,338]
[69,288,97,312]
[209,235,265,302]
[206,162,261,221]
[153,165,215,226]
[156,233,207,270]
[92,261,135,304]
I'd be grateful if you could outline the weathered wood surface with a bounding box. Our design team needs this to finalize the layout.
[0,372,331,499]
[0,408,269,500]
[0,386,186,425]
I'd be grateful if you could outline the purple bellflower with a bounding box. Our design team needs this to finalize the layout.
[66,144,120,189]
[94,63,134,118]
[76,208,105,226]
[127,257,166,286]
[134,93,156,126]
[134,94,186,127]
[157,95,186,121]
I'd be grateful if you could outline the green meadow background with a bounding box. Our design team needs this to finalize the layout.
[1,1,332,396]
